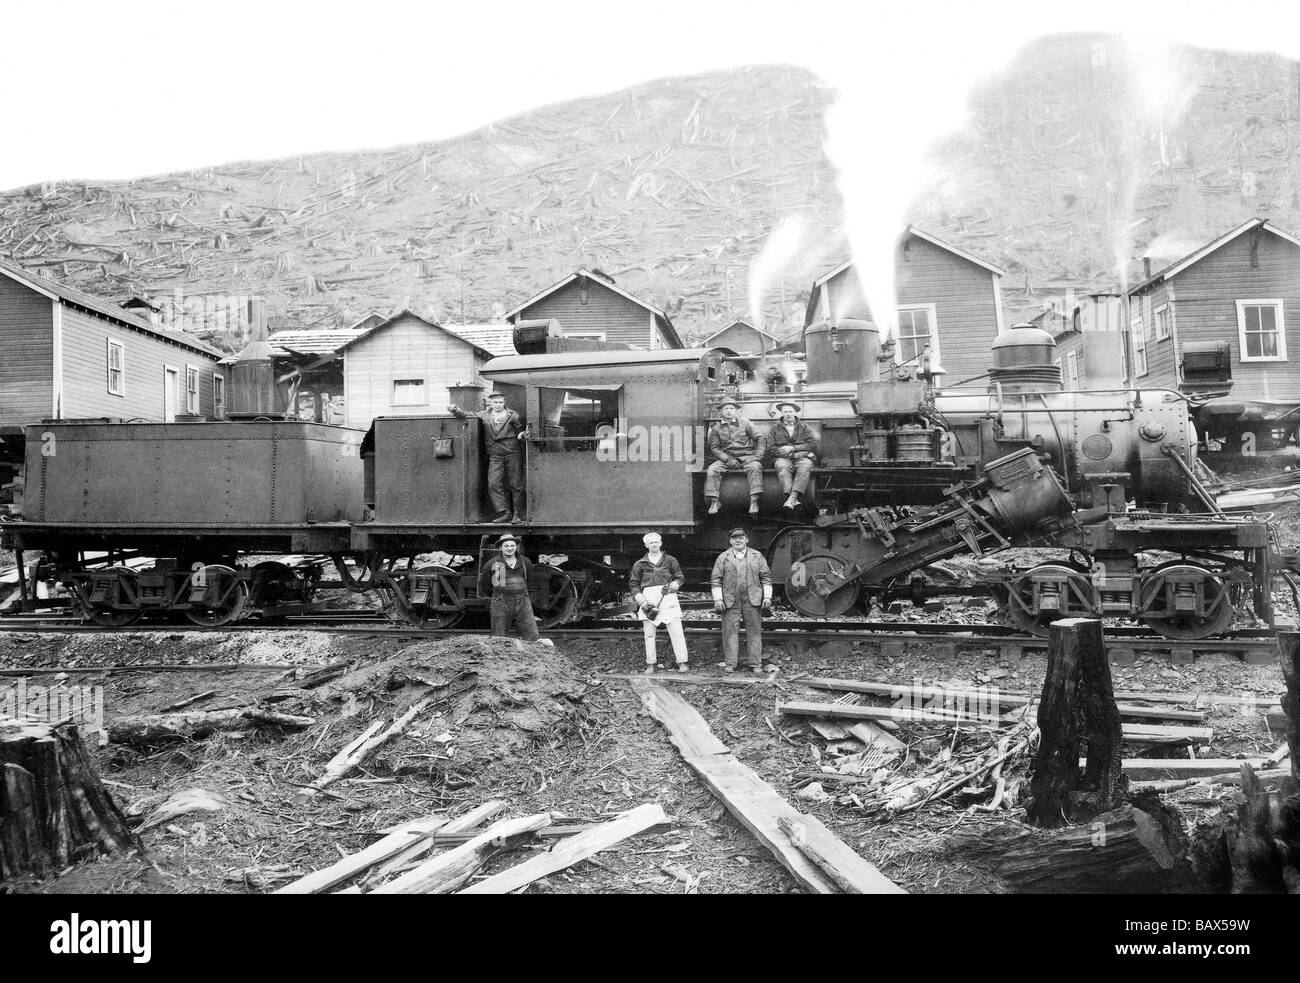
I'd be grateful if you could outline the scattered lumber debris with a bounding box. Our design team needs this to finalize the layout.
[634,680,903,894]
[108,706,314,746]
[1,721,143,880]
[371,813,554,894]
[300,698,433,798]
[136,788,227,832]
[360,801,507,888]
[458,803,669,894]
[275,811,452,895]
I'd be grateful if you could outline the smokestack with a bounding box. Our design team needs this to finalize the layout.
[1143,256,1152,280]
[228,298,283,418]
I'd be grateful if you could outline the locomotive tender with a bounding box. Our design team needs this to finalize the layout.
[0,319,1285,639]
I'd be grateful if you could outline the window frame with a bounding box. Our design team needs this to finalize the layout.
[1154,303,1171,342]
[213,374,226,419]
[185,365,200,414]
[391,378,428,406]
[1236,299,1288,362]
[895,303,941,368]
[1065,351,1080,390]
[106,339,125,397]
[1130,315,1148,378]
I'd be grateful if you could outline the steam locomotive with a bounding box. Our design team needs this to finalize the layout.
[1,318,1286,640]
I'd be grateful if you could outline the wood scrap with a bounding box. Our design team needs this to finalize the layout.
[362,800,507,887]
[458,803,670,894]
[274,812,449,894]
[776,814,900,894]
[300,700,432,797]
[370,813,553,894]
[107,706,314,746]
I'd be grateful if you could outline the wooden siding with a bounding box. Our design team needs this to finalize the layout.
[1142,231,1300,402]
[514,280,657,349]
[58,306,222,421]
[815,236,1004,384]
[0,276,53,425]
[343,314,483,430]
[1128,281,1176,387]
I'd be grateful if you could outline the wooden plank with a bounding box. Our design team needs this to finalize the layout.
[274,813,448,894]
[806,677,1031,703]
[365,800,507,886]
[635,682,903,895]
[370,813,552,894]
[1116,758,1268,780]
[457,803,669,894]
[777,814,899,894]
[1122,723,1213,745]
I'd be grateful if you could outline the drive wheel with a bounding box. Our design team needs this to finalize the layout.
[248,560,311,609]
[385,565,465,630]
[77,567,144,628]
[532,564,578,629]
[184,564,249,627]
[784,552,860,618]
[1138,563,1233,640]
[1002,563,1099,637]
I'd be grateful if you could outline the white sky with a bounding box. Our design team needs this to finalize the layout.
[4,0,1299,192]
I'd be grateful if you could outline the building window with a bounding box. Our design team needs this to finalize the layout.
[1130,316,1148,377]
[1154,304,1171,342]
[536,386,621,452]
[106,340,124,396]
[213,375,225,418]
[1065,351,1080,390]
[567,330,607,342]
[896,305,940,366]
[392,379,426,405]
[1236,299,1287,361]
[185,367,199,413]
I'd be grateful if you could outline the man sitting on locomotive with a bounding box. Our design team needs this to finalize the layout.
[447,391,529,524]
[477,533,539,642]
[768,400,819,510]
[629,532,689,674]
[705,397,766,516]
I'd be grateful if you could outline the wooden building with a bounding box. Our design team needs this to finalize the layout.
[335,310,495,430]
[804,226,1007,386]
[1127,218,1300,444]
[1037,292,1127,391]
[505,269,682,350]
[702,318,782,354]
[0,257,226,429]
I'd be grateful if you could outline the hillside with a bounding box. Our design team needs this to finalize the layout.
[1,37,1298,351]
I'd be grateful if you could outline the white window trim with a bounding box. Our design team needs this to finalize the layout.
[1130,315,1148,378]
[106,338,125,397]
[163,365,180,422]
[392,378,428,406]
[1065,351,1080,389]
[1236,298,1288,362]
[213,373,226,419]
[1153,303,1171,342]
[185,364,200,414]
[896,303,941,368]
[566,330,607,341]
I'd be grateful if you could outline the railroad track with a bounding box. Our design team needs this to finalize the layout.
[0,611,1281,664]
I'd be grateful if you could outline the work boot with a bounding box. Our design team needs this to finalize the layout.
[642,664,656,675]
[751,666,764,676]
[511,512,523,523]
[676,663,688,673]
[783,494,799,509]
[492,515,510,523]
[707,499,721,515]
[748,496,760,514]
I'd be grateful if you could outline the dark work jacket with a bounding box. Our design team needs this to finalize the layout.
[707,418,765,465]
[478,555,532,596]
[629,554,685,596]
[453,407,526,457]
[767,421,819,461]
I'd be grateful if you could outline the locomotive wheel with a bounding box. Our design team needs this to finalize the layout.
[76,567,144,628]
[248,560,311,609]
[184,564,249,628]
[532,565,578,629]
[1138,563,1233,640]
[385,565,465,630]
[1002,563,1098,637]
[784,552,860,619]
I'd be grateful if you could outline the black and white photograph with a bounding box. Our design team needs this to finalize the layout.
[0,0,1297,956]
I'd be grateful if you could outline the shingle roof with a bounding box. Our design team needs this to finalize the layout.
[332,309,495,361]
[443,324,515,356]
[267,328,367,355]
[0,256,224,359]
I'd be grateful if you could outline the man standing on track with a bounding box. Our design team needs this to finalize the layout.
[448,392,528,523]
[477,533,539,641]
[710,528,773,674]
[629,531,689,674]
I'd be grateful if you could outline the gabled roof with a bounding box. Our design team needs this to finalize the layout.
[811,226,1006,291]
[332,309,494,361]
[443,323,516,357]
[267,328,367,356]
[702,319,782,348]
[503,268,683,348]
[0,257,224,359]
[1132,218,1300,294]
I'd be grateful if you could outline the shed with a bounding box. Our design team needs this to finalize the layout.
[505,268,682,350]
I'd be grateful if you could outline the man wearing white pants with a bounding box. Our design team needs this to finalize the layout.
[629,533,689,674]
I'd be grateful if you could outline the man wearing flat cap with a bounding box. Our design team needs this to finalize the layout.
[768,400,819,510]
[477,533,540,641]
[705,396,766,516]
[448,392,529,523]
[710,528,773,674]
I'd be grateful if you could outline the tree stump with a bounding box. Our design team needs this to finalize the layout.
[0,721,143,881]
[1026,618,1126,827]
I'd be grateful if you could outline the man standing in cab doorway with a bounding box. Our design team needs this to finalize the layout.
[704,397,765,516]
[448,392,528,523]
[710,528,773,674]
[477,533,539,641]
[768,400,819,510]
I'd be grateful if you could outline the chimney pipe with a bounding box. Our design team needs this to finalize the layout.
[1143,256,1151,280]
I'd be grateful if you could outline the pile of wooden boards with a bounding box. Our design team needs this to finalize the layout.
[276,800,669,894]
